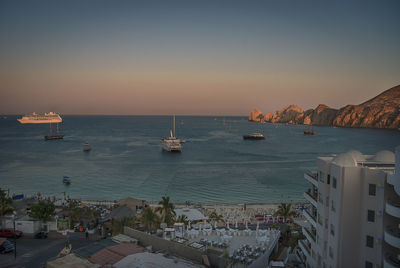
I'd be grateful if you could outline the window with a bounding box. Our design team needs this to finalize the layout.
[332,177,337,189]
[331,200,336,212]
[325,218,328,229]
[326,196,329,207]
[327,174,330,185]
[329,246,333,259]
[369,184,376,196]
[367,210,375,222]
[319,192,324,204]
[365,261,373,268]
[366,235,374,248]
[330,224,335,236]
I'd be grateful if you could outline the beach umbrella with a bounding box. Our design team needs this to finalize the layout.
[188,221,191,230]
[214,221,217,229]
[245,220,248,229]
[226,220,229,228]
[235,220,238,229]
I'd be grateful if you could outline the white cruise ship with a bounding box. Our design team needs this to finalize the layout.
[162,116,182,152]
[17,112,62,124]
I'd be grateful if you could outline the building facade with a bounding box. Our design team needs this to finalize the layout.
[298,147,400,268]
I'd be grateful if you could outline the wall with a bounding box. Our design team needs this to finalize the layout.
[124,227,226,267]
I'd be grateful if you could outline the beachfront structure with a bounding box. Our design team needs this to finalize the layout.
[298,147,400,268]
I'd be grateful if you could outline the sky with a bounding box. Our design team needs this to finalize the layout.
[1,0,399,115]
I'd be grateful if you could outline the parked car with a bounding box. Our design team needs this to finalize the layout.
[0,228,23,238]
[0,239,14,254]
[34,231,48,239]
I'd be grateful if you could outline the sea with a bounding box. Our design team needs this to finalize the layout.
[0,115,399,205]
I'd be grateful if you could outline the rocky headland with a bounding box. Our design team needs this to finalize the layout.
[249,85,400,129]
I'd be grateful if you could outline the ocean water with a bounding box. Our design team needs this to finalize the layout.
[0,115,399,204]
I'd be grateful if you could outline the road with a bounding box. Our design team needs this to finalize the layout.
[0,235,96,268]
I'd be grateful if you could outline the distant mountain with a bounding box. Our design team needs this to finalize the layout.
[249,85,400,129]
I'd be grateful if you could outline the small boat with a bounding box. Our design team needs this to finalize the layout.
[83,142,91,152]
[63,176,71,185]
[45,135,64,140]
[243,133,265,140]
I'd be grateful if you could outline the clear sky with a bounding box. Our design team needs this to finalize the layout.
[1,0,399,115]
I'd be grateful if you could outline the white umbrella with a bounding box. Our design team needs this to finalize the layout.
[226,220,229,228]
[214,221,217,229]
[188,221,191,230]
[235,220,238,229]
[245,220,248,229]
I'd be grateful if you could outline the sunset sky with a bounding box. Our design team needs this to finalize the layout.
[1,0,399,115]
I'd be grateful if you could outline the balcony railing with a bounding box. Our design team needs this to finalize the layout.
[303,209,317,227]
[304,190,318,207]
[303,226,316,243]
[384,252,400,268]
[298,239,311,255]
[385,226,400,249]
[305,171,318,186]
[386,199,400,218]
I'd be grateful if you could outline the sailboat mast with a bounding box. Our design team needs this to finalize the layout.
[173,115,176,137]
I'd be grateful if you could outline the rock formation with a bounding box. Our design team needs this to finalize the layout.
[248,109,263,122]
[248,85,400,129]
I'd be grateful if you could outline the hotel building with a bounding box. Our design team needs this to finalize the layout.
[297,146,400,268]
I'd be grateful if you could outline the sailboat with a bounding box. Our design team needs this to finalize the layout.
[45,122,64,140]
[162,115,182,152]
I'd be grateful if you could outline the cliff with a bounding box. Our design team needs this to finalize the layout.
[249,85,400,129]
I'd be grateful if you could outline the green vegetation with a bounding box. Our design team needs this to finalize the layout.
[209,212,225,226]
[175,214,188,226]
[273,203,296,222]
[155,196,176,225]
[140,207,160,232]
[0,188,14,216]
[30,201,56,222]
[62,200,99,229]
[112,216,138,235]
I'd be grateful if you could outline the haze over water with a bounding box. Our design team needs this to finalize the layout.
[0,116,399,204]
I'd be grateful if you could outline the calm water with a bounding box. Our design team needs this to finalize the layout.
[0,115,399,204]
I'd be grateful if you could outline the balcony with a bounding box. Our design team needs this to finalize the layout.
[384,226,400,249]
[303,209,317,228]
[383,252,400,268]
[304,190,318,207]
[298,239,311,257]
[302,226,316,243]
[304,171,318,187]
[386,199,400,218]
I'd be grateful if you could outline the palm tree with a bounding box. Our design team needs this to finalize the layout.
[209,212,225,227]
[140,207,160,232]
[155,196,176,225]
[273,203,296,223]
[175,214,188,227]
[112,216,137,235]
[0,188,13,217]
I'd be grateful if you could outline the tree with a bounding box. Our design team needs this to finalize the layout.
[30,201,56,227]
[209,212,225,227]
[0,188,13,216]
[155,196,176,225]
[140,207,160,232]
[273,203,296,223]
[112,216,137,235]
[175,214,188,226]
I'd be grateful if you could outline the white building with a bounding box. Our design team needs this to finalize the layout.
[298,147,400,268]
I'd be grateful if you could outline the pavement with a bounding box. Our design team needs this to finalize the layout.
[0,232,98,268]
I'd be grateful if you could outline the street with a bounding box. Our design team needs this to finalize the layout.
[0,233,96,268]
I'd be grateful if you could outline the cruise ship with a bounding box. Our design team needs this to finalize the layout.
[17,112,62,124]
